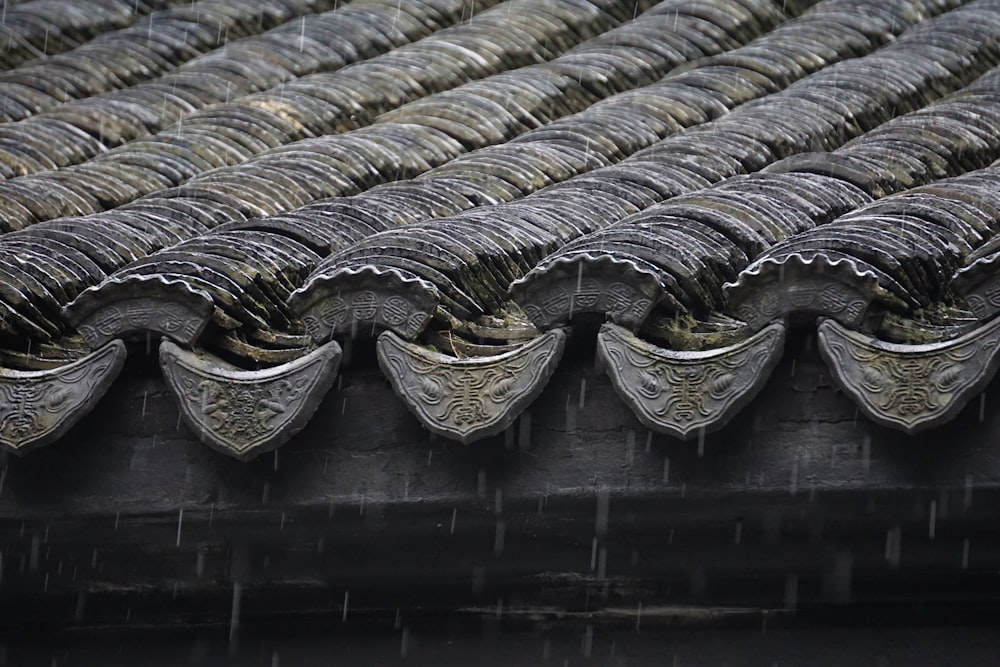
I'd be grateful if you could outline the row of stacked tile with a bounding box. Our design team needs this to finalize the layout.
[3,0,1000,458]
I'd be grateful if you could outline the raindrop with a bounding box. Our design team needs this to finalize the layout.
[519,412,532,450]
[578,378,587,410]
[472,566,485,594]
[114,513,120,531]
[962,539,970,569]
[29,534,39,572]
[450,508,457,534]
[784,573,798,613]
[885,526,901,567]
[494,519,505,556]
[274,450,279,472]
[645,432,652,453]
[861,436,871,476]
[400,626,410,658]
[141,391,148,419]
[74,591,86,622]
[271,652,280,667]
[595,489,609,537]
[229,583,242,656]
[342,591,349,621]
[176,509,184,547]
[590,537,598,571]
[928,500,937,540]
[734,521,742,545]
[280,512,286,531]
[196,551,204,578]
[581,625,593,659]
[980,393,987,422]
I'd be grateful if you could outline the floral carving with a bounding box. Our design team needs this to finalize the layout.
[597,323,785,440]
[0,341,127,454]
[160,340,341,460]
[376,329,567,444]
[819,318,1000,433]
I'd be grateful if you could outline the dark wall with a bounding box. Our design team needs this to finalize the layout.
[2,329,999,636]
[1,328,997,517]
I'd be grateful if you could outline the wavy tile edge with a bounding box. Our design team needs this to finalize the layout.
[63,275,215,348]
[724,252,877,330]
[290,265,440,342]
[509,253,663,330]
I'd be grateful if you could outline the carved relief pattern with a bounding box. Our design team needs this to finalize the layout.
[160,340,341,460]
[301,288,433,342]
[513,255,664,331]
[0,341,127,454]
[963,280,1000,320]
[818,318,1000,433]
[377,329,567,444]
[725,254,876,330]
[597,323,785,440]
[954,253,1000,321]
[732,280,870,330]
[76,298,210,348]
[521,280,655,330]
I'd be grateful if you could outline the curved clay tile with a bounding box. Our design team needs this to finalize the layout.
[0,0,342,126]
[0,0,180,72]
[514,0,999,332]
[0,0,491,177]
[159,338,341,460]
[63,0,766,357]
[0,0,620,226]
[297,0,885,343]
